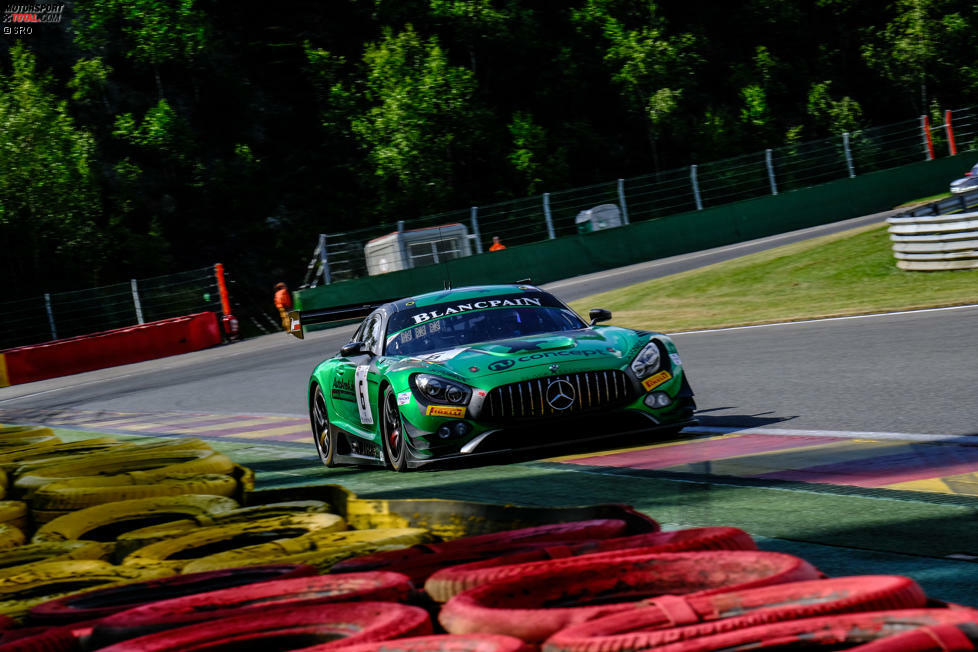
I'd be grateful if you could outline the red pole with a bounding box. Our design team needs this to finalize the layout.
[945,109,958,156]
[922,115,935,161]
[214,263,231,316]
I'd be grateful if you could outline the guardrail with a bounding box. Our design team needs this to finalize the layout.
[887,191,978,270]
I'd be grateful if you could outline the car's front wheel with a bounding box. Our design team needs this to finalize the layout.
[311,384,336,467]
[381,385,409,472]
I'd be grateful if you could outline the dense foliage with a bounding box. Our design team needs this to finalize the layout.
[2,0,976,299]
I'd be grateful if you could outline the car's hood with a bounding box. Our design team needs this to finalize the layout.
[385,327,646,381]
[950,176,975,188]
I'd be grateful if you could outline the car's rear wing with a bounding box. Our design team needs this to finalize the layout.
[286,301,392,339]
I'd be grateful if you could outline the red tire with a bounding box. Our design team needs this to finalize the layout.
[426,527,755,602]
[26,563,317,625]
[95,601,432,652]
[89,571,415,649]
[328,634,535,652]
[439,550,821,642]
[850,622,978,651]
[618,609,978,651]
[331,519,634,583]
[543,575,928,652]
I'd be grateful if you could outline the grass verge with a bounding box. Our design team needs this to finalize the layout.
[569,222,978,333]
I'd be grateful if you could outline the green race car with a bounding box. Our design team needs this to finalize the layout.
[289,284,696,471]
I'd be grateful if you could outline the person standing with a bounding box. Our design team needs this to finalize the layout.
[273,282,293,331]
[489,236,506,251]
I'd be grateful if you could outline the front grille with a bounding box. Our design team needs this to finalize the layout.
[483,370,633,420]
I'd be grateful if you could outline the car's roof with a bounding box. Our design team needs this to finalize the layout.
[389,284,545,312]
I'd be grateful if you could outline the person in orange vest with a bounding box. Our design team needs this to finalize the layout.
[273,282,293,331]
[489,235,506,251]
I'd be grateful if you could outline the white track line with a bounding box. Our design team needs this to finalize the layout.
[684,425,972,443]
[673,303,978,335]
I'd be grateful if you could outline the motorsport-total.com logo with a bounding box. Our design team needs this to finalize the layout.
[3,2,64,36]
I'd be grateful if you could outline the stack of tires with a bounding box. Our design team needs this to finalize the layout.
[0,423,974,651]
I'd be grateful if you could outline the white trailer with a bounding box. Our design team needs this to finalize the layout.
[365,223,473,276]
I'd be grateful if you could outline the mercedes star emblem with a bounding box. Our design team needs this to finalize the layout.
[546,379,576,410]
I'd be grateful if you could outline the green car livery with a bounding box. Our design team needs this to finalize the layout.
[290,284,696,471]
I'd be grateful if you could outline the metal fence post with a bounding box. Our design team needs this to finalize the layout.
[397,220,411,268]
[470,206,483,254]
[543,193,556,239]
[44,293,57,341]
[765,149,778,196]
[131,279,144,324]
[690,165,703,210]
[318,234,332,285]
[617,178,630,225]
[842,132,856,178]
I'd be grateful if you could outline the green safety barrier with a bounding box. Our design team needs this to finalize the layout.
[296,154,971,312]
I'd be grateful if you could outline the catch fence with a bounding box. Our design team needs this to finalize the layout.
[303,107,978,287]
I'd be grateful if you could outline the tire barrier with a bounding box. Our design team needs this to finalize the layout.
[0,426,55,437]
[89,571,416,648]
[14,449,234,498]
[319,635,535,652]
[0,624,80,652]
[93,601,433,652]
[0,438,122,473]
[0,542,110,577]
[331,519,633,584]
[113,500,336,559]
[247,484,659,539]
[887,212,978,271]
[31,495,241,546]
[627,609,978,652]
[120,512,347,571]
[542,575,928,652]
[438,550,822,642]
[31,474,239,513]
[426,527,756,603]
[26,563,317,625]
[0,560,173,621]
[851,622,978,651]
[180,527,434,574]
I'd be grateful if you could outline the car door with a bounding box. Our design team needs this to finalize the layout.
[333,312,383,431]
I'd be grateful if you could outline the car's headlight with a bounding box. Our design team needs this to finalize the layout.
[413,374,472,405]
[630,341,661,378]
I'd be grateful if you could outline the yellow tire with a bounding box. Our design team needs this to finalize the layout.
[181,527,433,574]
[0,435,61,455]
[1,438,123,472]
[0,559,172,621]
[0,501,27,532]
[122,513,347,571]
[15,449,233,498]
[31,495,240,546]
[0,426,56,440]
[0,524,24,550]
[32,474,239,512]
[114,500,335,559]
[0,541,110,577]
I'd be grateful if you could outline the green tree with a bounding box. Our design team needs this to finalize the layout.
[351,25,486,213]
[807,81,863,134]
[0,45,104,290]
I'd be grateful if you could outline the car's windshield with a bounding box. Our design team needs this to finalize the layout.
[385,305,585,356]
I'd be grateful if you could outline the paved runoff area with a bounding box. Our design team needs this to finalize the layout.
[4,407,976,605]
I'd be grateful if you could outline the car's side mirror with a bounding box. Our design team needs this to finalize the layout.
[340,341,366,357]
[589,308,612,325]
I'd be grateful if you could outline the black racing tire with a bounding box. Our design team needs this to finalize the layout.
[381,385,409,472]
[88,601,432,652]
[88,571,415,648]
[25,563,317,625]
[542,575,928,652]
[311,384,337,467]
[438,550,822,642]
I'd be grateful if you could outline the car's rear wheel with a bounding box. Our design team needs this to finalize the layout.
[311,384,336,467]
[381,386,409,472]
